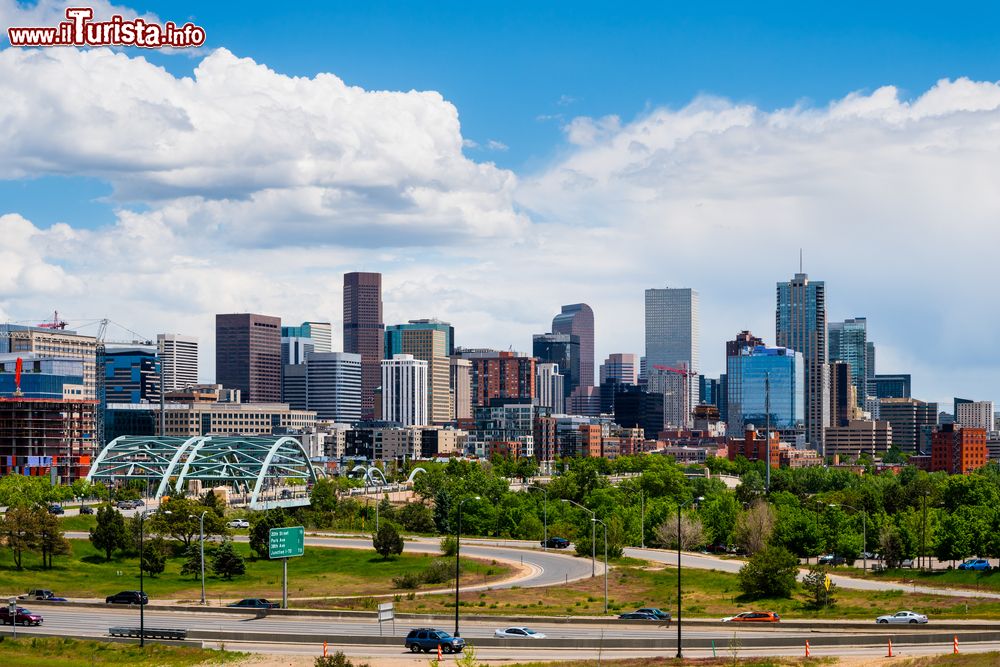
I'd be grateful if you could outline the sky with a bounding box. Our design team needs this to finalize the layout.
[1,0,999,409]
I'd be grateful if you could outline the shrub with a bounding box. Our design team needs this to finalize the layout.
[393,572,422,589]
[439,535,458,557]
[373,522,404,560]
[737,545,799,599]
[314,651,370,667]
[422,558,455,585]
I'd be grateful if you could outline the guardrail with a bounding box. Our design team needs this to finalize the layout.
[109,627,188,640]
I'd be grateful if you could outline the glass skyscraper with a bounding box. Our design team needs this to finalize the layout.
[828,317,868,408]
[726,342,804,435]
[644,287,699,415]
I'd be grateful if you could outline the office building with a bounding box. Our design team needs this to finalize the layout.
[551,304,595,389]
[865,342,876,397]
[155,401,316,437]
[456,349,535,407]
[873,374,911,399]
[305,352,362,423]
[828,317,868,407]
[381,354,429,427]
[600,353,639,386]
[449,357,472,420]
[613,385,664,439]
[282,364,307,411]
[1,324,97,399]
[880,397,938,453]
[343,272,384,418]
[215,313,281,403]
[828,361,857,427]
[725,334,805,437]
[282,321,332,354]
[533,333,580,398]
[385,322,452,422]
[467,399,536,458]
[535,362,565,414]
[567,386,601,417]
[776,272,829,452]
[825,419,893,461]
[699,375,720,407]
[648,367,691,429]
[931,424,988,475]
[956,400,995,432]
[645,287,699,413]
[102,345,161,404]
[157,334,198,391]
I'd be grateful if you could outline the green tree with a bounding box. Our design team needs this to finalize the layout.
[36,507,70,569]
[737,545,799,599]
[439,535,458,557]
[802,565,837,609]
[0,474,49,508]
[90,504,127,561]
[180,543,204,579]
[309,479,339,513]
[199,489,226,518]
[149,497,227,549]
[141,537,168,577]
[0,505,37,570]
[212,539,246,580]
[398,502,435,533]
[701,493,739,546]
[249,508,288,559]
[373,522,404,560]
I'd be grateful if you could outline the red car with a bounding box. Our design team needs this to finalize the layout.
[0,606,43,626]
[722,611,780,623]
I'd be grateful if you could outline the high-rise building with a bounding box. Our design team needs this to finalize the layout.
[648,368,691,429]
[1,324,97,399]
[305,352,362,422]
[533,333,580,399]
[102,345,161,403]
[956,400,995,432]
[455,349,535,407]
[343,272,384,418]
[828,361,858,427]
[600,353,639,386]
[551,304,594,389]
[449,357,472,420]
[725,334,805,438]
[381,354,429,427]
[385,322,452,422]
[879,397,938,453]
[865,342,876,398]
[873,374,911,399]
[825,419,893,461]
[282,364,307,411]
[698,376,720,407]
[613,385,664,439]
[215,313,281,403]
[828,317,868,408]
[157,334,198,392]
[776,272,829,452]
[931,424,988,475]
[535,362,565,414]
[645,287,699,414]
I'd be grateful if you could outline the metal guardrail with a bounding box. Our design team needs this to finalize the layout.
[109,626,188,640]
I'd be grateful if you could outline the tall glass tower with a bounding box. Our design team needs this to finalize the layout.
[828,317,868,408]
[644,287,699,417]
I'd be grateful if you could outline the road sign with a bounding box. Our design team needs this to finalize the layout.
[269,526,305,559]
[824,574,831,591]
[378,602,394,622]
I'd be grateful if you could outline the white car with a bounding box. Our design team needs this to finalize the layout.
[226,519,250,529]
[876,610,928,624]
[494,627,546,639]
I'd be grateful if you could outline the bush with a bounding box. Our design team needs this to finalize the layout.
[314,651,370,667]
[802,564,837,609]
[737,545,799,599]
[373,522,404,560]
[422,558,455,585]
[439,535,458,557]
[392,572,422,589]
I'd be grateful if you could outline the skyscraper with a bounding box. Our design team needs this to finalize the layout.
[343,272,384,418]
[645,288,699,413]
[102,345,161,403]
[535,362,565,414]
[305,352,362,422]
[551,304,594,389]
[600,353,639,386]
[532,333,580,398]
[382,354,429,427]
[385,321,453,422]
[776,273,829,452]
[449,357,472,419]
[215,313,281,403]
[455,349,535,407]
[157,333,198,391]
[828,317,868,408]
[725,333,804,437]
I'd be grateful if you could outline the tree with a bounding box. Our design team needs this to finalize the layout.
[373,522,404,560]
[180,543,204,579]
[141,537,168,577]
[879,523,907,568]
[309,479,339,514]
[212,539,246,580]
[802,565,837,609]
[90,504,127,561]
[737,545,799,599]
[399,502,436,533]
[0,505,37,570]
[701,494,740,546]
[733,501,775,555]
[35,507,70,569]
[439,535,457,557]
[149,497,227,549]
[199,489,226,518]
[655,512,705,550]
[249,508,288,559]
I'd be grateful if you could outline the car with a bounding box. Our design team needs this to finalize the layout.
[494,626,547,639]
[618,612,660,620]
[18,589,67,602]
[280,489,293,499]
[818,554,846,566]
[899,559,915,568]
[227,598,279,609]
[79,505,95,515]
[47,504,64,515]
[541,536,570,549]
[115,500,134,509]
[226,518,250,529]
[635,607,671,621]
[876,610,928,624]
[105,590,148,605]
[958,559,992,571]
[0,607,43,626]
[722,611,781,623]
[404,628,466,653]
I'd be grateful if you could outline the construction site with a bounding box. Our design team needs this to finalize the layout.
[0,396,96,482]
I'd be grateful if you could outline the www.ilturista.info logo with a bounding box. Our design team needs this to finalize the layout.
[7,7,206,48]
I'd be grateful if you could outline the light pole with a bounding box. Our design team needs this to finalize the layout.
[454,496,480,637]
[593,518,608,615]
[561,499,596,577]
[640,488,645,549]
[831,503,866,573]
[527,485,548,550]
[190,511,208,604]
[676,496,703,659]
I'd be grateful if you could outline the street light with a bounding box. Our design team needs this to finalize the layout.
[830,503,867,573]
[189,511,208,604]
[676,496,703,659]
[454,495,480,637]
[561,499,596,577]
[527,485,548,551]
[593,518,608,615]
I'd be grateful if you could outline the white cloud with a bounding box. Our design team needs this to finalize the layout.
[486,140,509,152]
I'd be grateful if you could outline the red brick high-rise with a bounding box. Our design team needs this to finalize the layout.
[458,350,535,407]
[931,423,987,475]
[343,272,384,418]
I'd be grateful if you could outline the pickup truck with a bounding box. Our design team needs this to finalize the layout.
[18,589,67,602]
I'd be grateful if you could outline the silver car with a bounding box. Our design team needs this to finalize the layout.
[494,627,547,639]
[876,610,928,624]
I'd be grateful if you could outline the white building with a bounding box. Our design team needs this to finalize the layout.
[957,401,996,433]
[535,362,565,414]
[156,333,199,392]
[382,354,429,426]
[306,352,362,423]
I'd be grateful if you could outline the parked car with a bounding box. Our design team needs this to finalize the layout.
[618,612,659,620]
[722,611,781,623]
[404,628,466,653]
[18,589,66,602]
[876,610,928,624]
[226,519,250,529]
[818,554,846,566]
[79,505,95,515]
[115,500,135,509]
[958,559,992,571]
[227,598,279,609]
[541,536,570,549]
[494,626,546,639]
[899,559,915,568]
[106,590,148,605]
[47,504,64,515]
[280,489,293,499]
[0,606,43,626]
[634,607,671,621]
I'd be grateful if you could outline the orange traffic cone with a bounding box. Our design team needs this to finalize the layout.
[886,638,894,658]
[323,641,328,657]
[954,635,959,654]
[805,640,810,657]
[438,643,442,660]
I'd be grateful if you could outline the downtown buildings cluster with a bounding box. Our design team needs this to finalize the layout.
[0,270,997,483]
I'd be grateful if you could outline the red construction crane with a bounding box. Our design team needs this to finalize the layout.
[651,364,694,377]
[37,310,67,330]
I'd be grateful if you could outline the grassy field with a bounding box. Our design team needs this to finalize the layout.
[58,514,97,532]
[0,539,511,603]
[837,566,1000,593]
[0,636,244,666]
[503,655,1000,667]
[321,561,1000,619]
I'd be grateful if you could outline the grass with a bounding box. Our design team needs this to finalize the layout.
[504,659,835,667]
[320,561,1000,619]
[837,566,1000,593]
[897,653,1000,666]
[0,636,244,666]
[58,514,97,533]
[0,539,511,603]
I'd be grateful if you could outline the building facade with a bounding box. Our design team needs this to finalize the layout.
[535,362,565,415]
[931,424,988,475]
[102,345,161,404]
[600,353,639,386]
[385,322,452,422]
[644,287,699,414]
[1,324,97,399]
[343,271,384,418]
[215,313,281,403]
[157,333,198,392]
[828,317,868,408]
[824,419,893,461]
[533,333,580,399]
[305,352,362,423]
[449,357,472,420]
[381,354,429,427]
[873,374,911,399]
[551,304,595,390]
[879,397,938,453]
[956,400,995,432]
[457,349,535,407]
[725,334,805,437]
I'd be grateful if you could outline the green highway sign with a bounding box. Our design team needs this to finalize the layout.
[269,526,305,559]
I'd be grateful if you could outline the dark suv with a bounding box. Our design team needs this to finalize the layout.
[404,628,466,653]
[542,536,570,549]
[106,590,148,605]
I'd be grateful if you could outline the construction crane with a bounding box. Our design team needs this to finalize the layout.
[37,311,68,330]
